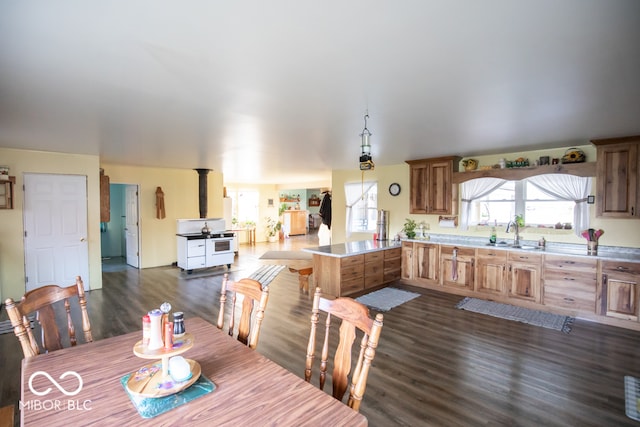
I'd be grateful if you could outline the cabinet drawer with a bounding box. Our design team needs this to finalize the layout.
[383,269,401,283]
[341,255,364,268]
[544,269,597,287]
[543,286,596,312]
[365,251,384,263]
[341,264,364,281]
[187,240,206,257]
[365,274,384,288]
[508,251,542,263]
[186,256,206,270]
[544,254,597,272]
[543,254,597,312]
[384,257,402,271]
[365,262,384,277]
[384,247,402,259]
[440,246,474,258]
[476,248,507,262]
[341,277,364,295]
[601,261,640,277]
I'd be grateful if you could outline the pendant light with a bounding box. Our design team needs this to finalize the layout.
[359,112,374,171]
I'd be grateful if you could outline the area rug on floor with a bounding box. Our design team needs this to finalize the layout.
[165,266,243,280]
[259,250,312,260]
[624,376,640,422]
[355,287,421,312]
[456,297,574,333]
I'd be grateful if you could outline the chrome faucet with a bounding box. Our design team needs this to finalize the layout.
[506,218,520,247]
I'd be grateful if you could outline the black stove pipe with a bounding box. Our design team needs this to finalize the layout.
[194,169,211,218]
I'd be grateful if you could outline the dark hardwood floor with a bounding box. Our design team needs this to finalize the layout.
[2,235,640,426]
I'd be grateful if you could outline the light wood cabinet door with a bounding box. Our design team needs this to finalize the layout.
[406,156,460,215]
[475,249,507,296]
[507,252,542,303]
[401,242,414,280]
[592,137,639,218]
[428,159,456,215]
[408,162,429,214]
[440,246,474,290]
[601,261,640,321]
[508,263,540,302]
[413,242,440,285]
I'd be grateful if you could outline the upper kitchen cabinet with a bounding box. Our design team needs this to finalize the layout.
[591,136,640,218]
[406,156,461,215]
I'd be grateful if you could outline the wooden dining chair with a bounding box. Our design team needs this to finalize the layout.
[4,276,93,358]
[217,273,270,350]
[305,287,384,412]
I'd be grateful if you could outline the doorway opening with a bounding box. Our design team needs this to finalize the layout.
[100,183,140,272]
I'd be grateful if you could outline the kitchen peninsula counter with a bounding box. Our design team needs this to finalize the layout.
[303,241,402,297]
[302,240,401,258]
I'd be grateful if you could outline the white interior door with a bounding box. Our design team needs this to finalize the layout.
[125,184,140,268]
[23,173,89,292]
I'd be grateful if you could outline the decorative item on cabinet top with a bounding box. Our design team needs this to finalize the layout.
[561,148,586,164]
[461,159,478,171]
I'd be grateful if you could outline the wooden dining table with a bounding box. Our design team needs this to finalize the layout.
[20,317,367,426]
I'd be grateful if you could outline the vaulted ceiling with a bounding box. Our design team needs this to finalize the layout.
[1,1,639,185]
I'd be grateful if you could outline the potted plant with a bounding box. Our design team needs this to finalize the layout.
[265,217,281,243]
[403,218,418,239]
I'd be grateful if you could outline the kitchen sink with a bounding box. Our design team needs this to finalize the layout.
[510,245,540,250]
[486,242,540,250]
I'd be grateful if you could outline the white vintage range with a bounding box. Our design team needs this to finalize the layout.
[176,218,235,273]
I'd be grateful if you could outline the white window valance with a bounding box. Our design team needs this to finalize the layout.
[459,178,506,230]
[527,174,592,237]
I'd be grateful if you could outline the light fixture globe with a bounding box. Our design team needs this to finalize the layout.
[359,113,374,171]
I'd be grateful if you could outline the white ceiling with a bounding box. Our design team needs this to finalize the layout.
[1,1,639,185]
